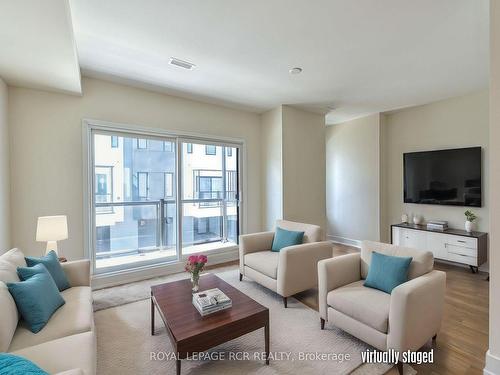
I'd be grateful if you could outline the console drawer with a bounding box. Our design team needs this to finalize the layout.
[447,251,478,266]
[445,235,477,249]
[446,244,477,257]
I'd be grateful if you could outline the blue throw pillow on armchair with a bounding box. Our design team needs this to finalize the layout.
[271,227,305,252]
[7,264,65,333]
[25,251,70,291]
[364,251,413,294]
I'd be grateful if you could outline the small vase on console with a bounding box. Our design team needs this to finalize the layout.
[464,210,477,233]
[413,215,423,225]
[465,220,474,233]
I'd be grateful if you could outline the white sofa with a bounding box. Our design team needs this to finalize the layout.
[0,248,95,375]
[318,240,446,374]
[239,220,332,307]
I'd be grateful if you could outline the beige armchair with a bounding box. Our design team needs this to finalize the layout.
[318,240,446,374]
[239,220,332,307]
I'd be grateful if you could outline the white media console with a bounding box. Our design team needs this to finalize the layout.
[391,223,487,273]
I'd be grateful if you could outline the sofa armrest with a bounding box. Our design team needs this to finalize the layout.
[277,241,332,297]
[388,270,446,352]
[318,253,361,320]
[239,231,275,273]
[61,259,91,287]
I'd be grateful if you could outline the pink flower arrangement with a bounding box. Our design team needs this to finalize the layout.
[185,254,208,275]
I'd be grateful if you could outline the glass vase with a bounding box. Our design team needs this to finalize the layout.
[191,273,200,293]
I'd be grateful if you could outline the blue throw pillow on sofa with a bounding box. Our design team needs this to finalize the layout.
[364,251,413,294]
[271,227,305,252]
[7,265,65,333]
[25,251,70,291]
[0,353,49,375]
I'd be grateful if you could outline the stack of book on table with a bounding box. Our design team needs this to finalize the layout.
[192,288,232,316]
[427,220,448,231]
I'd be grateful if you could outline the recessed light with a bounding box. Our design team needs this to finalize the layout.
[170,57,196,70]
[289,67,303,74]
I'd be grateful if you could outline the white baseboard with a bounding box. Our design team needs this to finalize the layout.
[485,350,500,375]
[91,248,239,290]
[327,235,362,248]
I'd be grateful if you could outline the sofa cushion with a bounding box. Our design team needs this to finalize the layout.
[0,283,19,352]
[61,286,93,305]
[327,280,391,333]
[361,240,433,280]
[7,270,66,334]
[0,353,49,375]
[244,251,279,279]
[25,251,70,291]
[0,248,27,283]
[0,248,27,269]
[8,286,93,351]
[0,249,25,354]
[10,331,96,375]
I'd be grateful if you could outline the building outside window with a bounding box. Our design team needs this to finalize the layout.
[137,172,149,199]
[164,141,173,152]
[165,172,174,198]
[205,145,216,155]
[137,139,148,149]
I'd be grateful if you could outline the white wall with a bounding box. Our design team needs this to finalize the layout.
[383,91,489,240]
[326,114,381,243]
[282,106,326,230]
[0,77,10,252]
[260,106,282,231]
[8,77,262,259]
[486,1,500,373]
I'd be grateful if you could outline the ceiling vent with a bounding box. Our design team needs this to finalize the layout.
[169,57,195,70]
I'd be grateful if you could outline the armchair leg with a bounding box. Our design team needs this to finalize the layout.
[320,318,325,330]
[239,272,243,281]
[283,297,288,308]
[396,361,404,375]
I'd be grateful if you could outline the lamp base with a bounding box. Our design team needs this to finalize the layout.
[45,241,59,256]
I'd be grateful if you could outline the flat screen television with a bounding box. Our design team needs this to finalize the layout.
[403,147,482,207]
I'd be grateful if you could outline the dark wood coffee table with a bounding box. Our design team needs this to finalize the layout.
[151,273,269,374]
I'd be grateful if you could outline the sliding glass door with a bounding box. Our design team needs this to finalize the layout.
[180,141,239,255]
[90,128,241,274]
[92,132,177,272]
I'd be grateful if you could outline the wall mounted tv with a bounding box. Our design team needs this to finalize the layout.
[403,147,482,207]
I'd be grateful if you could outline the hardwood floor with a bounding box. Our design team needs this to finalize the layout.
[294,243,489,375]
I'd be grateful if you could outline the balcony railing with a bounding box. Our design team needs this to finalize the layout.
[94,198,238,261]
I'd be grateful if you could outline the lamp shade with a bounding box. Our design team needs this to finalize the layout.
[36,215,68,242]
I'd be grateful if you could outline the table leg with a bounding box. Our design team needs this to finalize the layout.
[151,296,155,336]
[265,322,270,365]
[176,359,181,375]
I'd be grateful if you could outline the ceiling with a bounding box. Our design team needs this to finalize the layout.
[0,1,489,123]
[0,0,81,94]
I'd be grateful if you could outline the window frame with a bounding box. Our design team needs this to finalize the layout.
[82,119,246,278]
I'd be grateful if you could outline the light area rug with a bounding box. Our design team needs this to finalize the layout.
[94,267,415,375]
